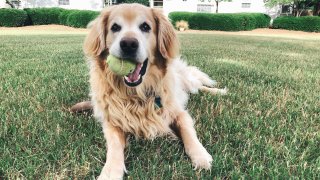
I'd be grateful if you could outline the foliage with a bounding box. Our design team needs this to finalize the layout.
[58,9,75,25]
[273,16,320,31]
[265,0,320,16]
[0,7,99,28]
[0,8,27,27]
[65,10,99,28]
[24,8,64,25]
[169,12,193,26]
[169,12,271,31]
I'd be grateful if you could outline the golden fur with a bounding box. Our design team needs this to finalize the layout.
[85,4,181,138]
[77,3,227,179]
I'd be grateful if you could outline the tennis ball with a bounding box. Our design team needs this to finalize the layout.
[106,55,136,76]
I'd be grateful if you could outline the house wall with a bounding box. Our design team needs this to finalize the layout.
[1,0,104,10]
[60,0,104,10]
[20,0,58,8]
[162,0,280,18]
[219,0,266,13]
[0,0,15,8]
[163,0,198,16]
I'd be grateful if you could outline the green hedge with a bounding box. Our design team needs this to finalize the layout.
[65,10,99,28]
[0,7,99,28]
[168,12,271,31]
[0,8,28,27]
[168,12,193,25]
[58,9,74,25]
[250,13,271,28]
[24,8,64,25]
[273,16,320,32]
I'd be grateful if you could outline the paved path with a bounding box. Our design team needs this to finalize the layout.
[179,29,320,40]
[1,25,319,40]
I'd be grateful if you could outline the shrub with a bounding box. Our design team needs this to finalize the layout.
[169,12,193,26]
[273,16,320,32]
[169,12,271,31]
[0,8,28,27]
[59,9,77,25]
[66,10,99,28]
[24,8,64,25]
[252,13,271,28]
[175,20,189,31]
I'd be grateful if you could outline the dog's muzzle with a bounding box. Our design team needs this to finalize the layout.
[124,59,148,87]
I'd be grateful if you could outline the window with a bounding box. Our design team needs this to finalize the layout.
[197,4,213,12]
[59,0,69,5]
[153,0,163,7]
[242,3,251,8]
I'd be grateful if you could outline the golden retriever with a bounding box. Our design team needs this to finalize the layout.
[74,3,226,179]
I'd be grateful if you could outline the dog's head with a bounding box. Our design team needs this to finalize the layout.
[84,3,179,87]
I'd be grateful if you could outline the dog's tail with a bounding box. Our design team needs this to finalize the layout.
[172,59,227,96]
[69,101,92,113]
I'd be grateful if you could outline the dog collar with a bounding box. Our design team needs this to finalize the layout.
[155,96,162,109]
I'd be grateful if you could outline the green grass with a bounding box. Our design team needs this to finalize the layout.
[1,32,319,179]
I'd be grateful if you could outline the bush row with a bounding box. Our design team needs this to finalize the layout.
[0,8,99,28]
[58,9,99,28]
[169,12,271,31]
[0,8,28,27]
[273,16,320,32]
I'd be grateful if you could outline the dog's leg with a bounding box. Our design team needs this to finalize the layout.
[200,86,228,96]
[98,123,126,180]
[175,111,212,170]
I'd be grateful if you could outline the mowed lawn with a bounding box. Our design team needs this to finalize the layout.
[0,30,319,179]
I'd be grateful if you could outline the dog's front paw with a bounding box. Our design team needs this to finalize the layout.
[188,147,213,170]
[97,163,125,180]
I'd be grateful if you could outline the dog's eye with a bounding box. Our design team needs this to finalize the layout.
[111,23,121,32]
[139,22,151,33]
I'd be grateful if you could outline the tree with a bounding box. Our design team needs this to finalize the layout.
[215,0,232,13]
[264,0,320,16]
[314,0,320,15]
[5,0,21,8]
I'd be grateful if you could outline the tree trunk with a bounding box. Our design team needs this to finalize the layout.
[216,1,219,13]
[314,1,320,16]
[5,0,15,8]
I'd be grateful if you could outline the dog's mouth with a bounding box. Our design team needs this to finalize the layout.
[124,59,148,87]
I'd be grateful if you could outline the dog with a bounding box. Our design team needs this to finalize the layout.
[72,3,226,179]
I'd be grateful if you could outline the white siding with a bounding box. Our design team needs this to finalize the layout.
[60,0,104,10]
[162,0,281,18]
[219,0,268,13]
[163,0,198,15]
[0,0,104,10]
[20,0,58,8]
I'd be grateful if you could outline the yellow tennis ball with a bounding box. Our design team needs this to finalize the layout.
[106,55,136,76]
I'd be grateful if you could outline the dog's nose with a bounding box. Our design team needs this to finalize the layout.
[120,37,139,54]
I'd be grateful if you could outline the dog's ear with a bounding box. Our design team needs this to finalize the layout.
[83,9,111,59]
[152,9,179,61]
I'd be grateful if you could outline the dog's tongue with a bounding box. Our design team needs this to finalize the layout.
[127,63,142,82]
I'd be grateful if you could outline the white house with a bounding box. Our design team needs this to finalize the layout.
[0,0,281,18]
[150,0,281,19]
[0,0,105,11]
